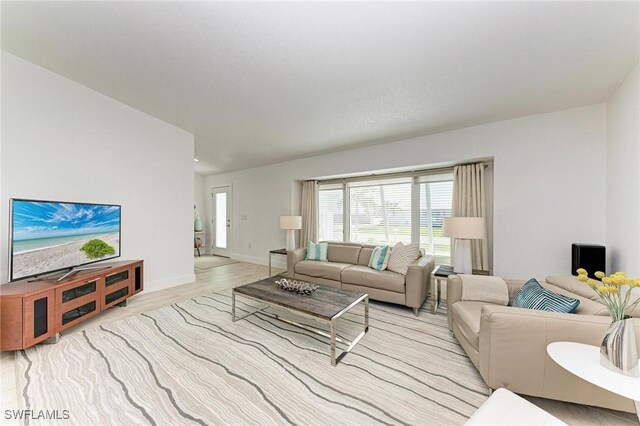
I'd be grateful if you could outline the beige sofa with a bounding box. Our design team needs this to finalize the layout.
[287,242,434,315]
[447,274,639,413]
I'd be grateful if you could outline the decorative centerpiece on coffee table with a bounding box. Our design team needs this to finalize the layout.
[577,268,640,376]
[274,278,318,295]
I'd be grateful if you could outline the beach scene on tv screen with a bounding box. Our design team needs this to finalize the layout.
[12,201,120,280]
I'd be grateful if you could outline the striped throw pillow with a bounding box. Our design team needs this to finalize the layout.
[512,278,580,313]
[368,245,391,271]
[305,241,328,262]
[387,242,420,275]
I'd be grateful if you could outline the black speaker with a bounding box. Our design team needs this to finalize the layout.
[572,243,606,278]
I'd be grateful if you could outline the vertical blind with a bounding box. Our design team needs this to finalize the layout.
[317,171,454,265]
[419,181,453,264]
[318,188,343,242]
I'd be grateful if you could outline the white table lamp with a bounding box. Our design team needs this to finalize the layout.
[443,217,485,274]
[280,216,302,251]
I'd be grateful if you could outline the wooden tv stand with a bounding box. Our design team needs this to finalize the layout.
[0,260,143,351]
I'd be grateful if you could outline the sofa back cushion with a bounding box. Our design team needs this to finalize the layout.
[327,244,361,265]
[358,248,374,266]
[545,275,603,303]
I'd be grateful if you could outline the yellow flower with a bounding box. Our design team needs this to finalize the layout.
[576,268,587,275]
[615,272,627,278]
[602,277,613,285]
[577,274,588,282]
[595,271,605,279]
[598,286,619,295]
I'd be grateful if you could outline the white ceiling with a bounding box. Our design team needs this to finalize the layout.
[2,2,638,175]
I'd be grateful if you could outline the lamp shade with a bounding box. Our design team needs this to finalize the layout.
[280,215,302,230]
[442,217,485,239]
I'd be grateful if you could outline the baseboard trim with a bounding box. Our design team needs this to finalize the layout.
[230,253,287,270]
[145,273,196,293]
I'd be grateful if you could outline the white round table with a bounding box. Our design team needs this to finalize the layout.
[547,342,640,421]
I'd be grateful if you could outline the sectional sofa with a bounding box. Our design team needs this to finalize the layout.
[448,274,639,413]
[287,242,435,315]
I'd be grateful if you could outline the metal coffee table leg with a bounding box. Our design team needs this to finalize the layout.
[331,295,369,366]
[330,319,337,366]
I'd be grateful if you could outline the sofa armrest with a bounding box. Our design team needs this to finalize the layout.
[447,275,463,330]
[405,254,435,309]
[447,275,526,329]
[287,248,306,278]
[478,304,637,411]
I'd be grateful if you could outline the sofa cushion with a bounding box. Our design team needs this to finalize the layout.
[295,260,351,281]
[513,279,580,313]
[305,241,328,261]
[341,265,405,293]
[327,244,361,264]
[358,248,374,266]
[451,301,484,351]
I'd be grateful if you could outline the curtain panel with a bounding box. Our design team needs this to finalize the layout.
[300,181,318,247]
[453,163,489,271]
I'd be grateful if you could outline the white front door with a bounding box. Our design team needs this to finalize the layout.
[212,186,232,257]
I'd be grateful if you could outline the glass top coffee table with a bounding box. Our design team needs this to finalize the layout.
[232,276,369,366]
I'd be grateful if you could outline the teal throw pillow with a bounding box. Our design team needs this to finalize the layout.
[512,278,580,313]
[305,241,328,262]
[368,245,391,271]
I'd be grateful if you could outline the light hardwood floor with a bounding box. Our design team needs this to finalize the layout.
[0,258,637,425]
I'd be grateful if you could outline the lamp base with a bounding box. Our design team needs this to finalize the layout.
[453,239,472,274]
[286,230,296,251]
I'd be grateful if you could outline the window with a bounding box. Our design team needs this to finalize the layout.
[317,171,454,265]
[349,181,412,245]
[419,180,453,265]
[318,187,343,242]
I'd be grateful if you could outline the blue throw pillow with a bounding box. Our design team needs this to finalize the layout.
[305,241,328,261]
[512,278,580,313]
[368,245,391,271]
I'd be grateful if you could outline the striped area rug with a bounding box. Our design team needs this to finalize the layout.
[15,291,489,425]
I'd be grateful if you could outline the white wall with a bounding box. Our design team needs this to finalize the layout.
[606,62,640,276]
[194,174,209,255]
[1,52,195,290]
[206,104,607,279]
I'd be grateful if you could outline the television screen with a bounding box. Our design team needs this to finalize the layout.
[10,199,121,281]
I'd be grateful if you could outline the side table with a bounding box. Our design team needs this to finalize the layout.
[431,265,489,314]
[269,248,288,277]
[547,342,640,421]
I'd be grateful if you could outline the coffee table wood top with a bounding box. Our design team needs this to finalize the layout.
[233,276,366,321]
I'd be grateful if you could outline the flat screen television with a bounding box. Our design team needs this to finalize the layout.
[10,199,121,281]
